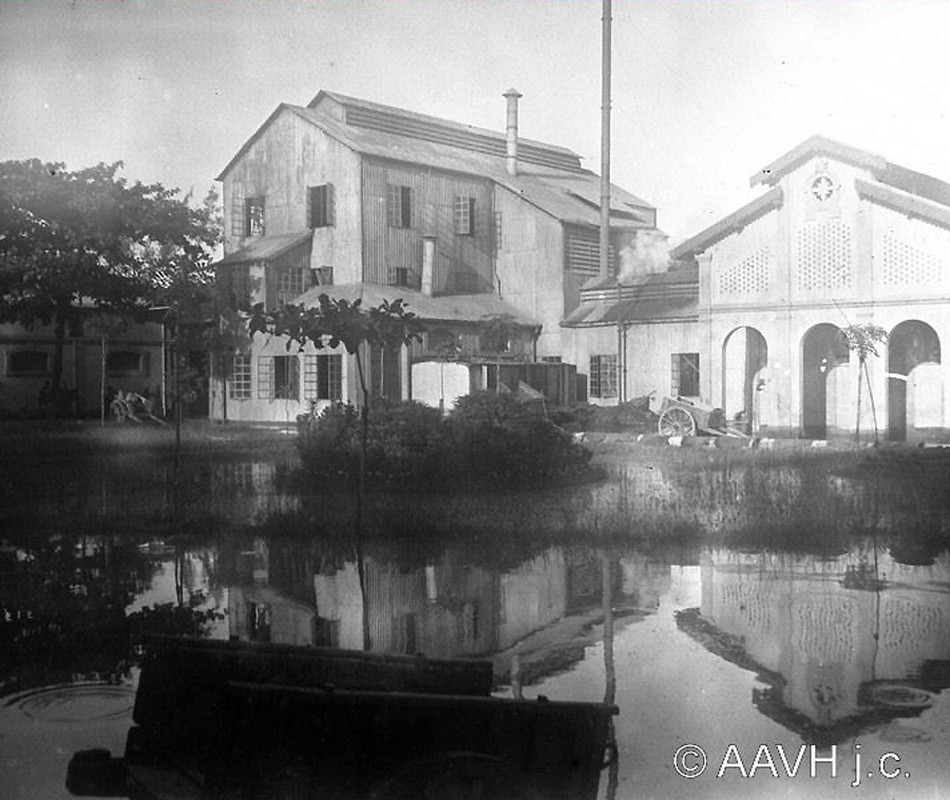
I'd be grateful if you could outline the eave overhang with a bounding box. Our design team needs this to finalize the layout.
[671,187,784,260]
[855,178,950,230]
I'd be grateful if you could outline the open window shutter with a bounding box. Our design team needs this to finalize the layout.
[327,183,336,226]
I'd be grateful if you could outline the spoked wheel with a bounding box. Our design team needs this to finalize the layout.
[658,407,697,437]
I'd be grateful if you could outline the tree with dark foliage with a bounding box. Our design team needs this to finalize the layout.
[0,159,220,411]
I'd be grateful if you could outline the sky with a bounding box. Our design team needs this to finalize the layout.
[2,0,950,246]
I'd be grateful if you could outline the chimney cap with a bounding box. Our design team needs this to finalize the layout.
[503,88,523,99]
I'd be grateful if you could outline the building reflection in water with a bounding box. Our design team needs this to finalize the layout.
[220,535,675,691]
[686,546,950,743]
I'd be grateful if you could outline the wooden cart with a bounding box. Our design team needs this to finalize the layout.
[68,636,617,800]
[657,396,746,438]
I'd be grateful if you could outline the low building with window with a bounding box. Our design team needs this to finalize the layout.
[678,135,950,441]
[0,310,166,418]
[211,89,663,420]
[565,135,950,439]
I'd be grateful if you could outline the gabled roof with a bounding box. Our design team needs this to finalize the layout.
[309,90,581,166]
[215,231,312,266]
[670,188,784,260]
[217,91,655,231]
[752,135,886,187]
[855,178,950,230]
[295,283,539,327]
[752,134,950,209]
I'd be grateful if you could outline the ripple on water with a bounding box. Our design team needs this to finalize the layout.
[6,683,134,723]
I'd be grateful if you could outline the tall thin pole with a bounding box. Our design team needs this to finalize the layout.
[599,0,612,282]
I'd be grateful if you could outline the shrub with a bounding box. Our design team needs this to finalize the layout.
[296,393,592,491]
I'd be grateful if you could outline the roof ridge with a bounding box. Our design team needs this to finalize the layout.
[308,90,581,159]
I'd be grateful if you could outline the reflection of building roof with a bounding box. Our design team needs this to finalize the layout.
[563,265,699,327]
[217,92,655,231]
[296,283,539,327]
[216,231,312,265]
[676,607,942,747]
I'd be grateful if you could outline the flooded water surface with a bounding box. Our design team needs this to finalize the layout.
[2,437,950,799]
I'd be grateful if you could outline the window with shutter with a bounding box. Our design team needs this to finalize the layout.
[309,184,335,228]
[387,185,412,228]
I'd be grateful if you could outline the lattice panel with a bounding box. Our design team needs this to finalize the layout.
[719,581,773,633]
[880,598,945,653]
[718,249,771,296]
[881,234,945,287]
[797,223,853,291]
[796,597,855,662]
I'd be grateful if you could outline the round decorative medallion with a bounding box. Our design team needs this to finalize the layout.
[810,175,836,202]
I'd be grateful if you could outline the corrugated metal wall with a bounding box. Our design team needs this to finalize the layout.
[362,159,494,294]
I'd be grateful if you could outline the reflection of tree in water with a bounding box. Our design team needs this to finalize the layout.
[0,532,223,696]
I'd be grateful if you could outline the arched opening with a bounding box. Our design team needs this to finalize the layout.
[721,327,768,433]
[801,324,848,439]
[887,320,941,441]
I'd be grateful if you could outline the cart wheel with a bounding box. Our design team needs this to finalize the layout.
[658,407,697,437]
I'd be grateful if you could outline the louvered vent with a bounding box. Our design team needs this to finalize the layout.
[344,106,584,173]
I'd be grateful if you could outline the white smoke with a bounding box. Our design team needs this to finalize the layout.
[616,229,670,282]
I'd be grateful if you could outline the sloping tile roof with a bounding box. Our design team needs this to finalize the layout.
[855,178,950,230]
[311,90,581,161]
[563,266,699,327]
[295,283,539,327]
[291,105,654,228]
[670,188,784,260]
[752,135,886,187]
[215,231,312,265]
[752,134,950,209]
[217,94,655,230]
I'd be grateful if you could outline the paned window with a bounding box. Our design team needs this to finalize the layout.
[494,211,503,252]
[309,184,335,228]
[277,267,306,307]
[7,350,50,376]
[245,197,265,237]
[106,351,148,376]
[454,196,475,236]
[589,354,618,398]
[230,354,251,399]
[672,353,700,397]
[387,185,412,228]
[258,355,300,400]
[303,354,342,401]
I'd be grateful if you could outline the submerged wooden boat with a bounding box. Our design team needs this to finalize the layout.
[68,635,617,800]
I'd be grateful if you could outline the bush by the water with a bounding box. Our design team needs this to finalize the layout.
[297,393,593,490]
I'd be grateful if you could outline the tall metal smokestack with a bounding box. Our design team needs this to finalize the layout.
[599,0,612,281]
[503,88,522,176]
